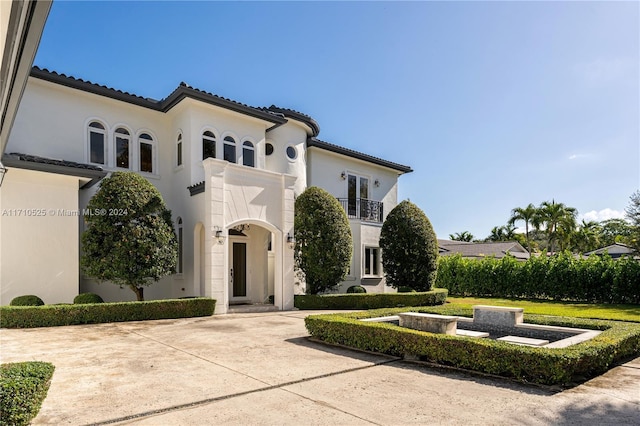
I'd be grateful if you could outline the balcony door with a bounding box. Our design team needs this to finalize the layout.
[348,174,369,217]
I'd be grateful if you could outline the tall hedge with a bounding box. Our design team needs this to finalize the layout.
[294,187,353,295]
[380,200,438,291]
[436,252,640,304]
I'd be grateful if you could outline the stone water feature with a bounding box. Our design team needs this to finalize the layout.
[362,305,601,348]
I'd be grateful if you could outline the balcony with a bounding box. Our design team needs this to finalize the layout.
[337,198,384,223]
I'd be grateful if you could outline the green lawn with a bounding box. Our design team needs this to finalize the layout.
[445,296,640,322]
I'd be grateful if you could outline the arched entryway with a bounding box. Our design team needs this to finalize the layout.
[226,220,278,308]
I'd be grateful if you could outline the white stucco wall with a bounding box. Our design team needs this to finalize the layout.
[0,168,81,304]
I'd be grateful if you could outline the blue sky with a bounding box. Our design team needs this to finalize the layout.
[34,1,639,240]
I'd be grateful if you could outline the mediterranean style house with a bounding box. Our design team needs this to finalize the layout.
[0,65,412,313]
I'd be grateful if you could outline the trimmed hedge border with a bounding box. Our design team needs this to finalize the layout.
[294,289,447,310]
[305,306,640,386]
[0,362,55,426]
[0,298,216,329]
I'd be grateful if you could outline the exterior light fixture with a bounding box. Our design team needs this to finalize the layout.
[0,161,7,187]
[214,227,225,245]
[374,179,380,187]
[340,171,346,180]
[287,233,296,249]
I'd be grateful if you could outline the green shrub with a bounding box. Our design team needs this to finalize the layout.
[9,295,44,306]
[436,252,640,304]
[73,293,104,304]
[0,298,215,328]
[294,187,353,294]
[81,171,178,301]
[380,200,439,291]
[305,307,640,386]
[0,362,55,426]
[294,289,447,310]
[346,285,366,294]
[397,286,416,293]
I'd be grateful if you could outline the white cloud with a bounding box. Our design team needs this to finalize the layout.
[581,208,625,222]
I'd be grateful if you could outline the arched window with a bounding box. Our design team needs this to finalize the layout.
[114,127,131,169]
[223,136,236,163]
[242,141,255,167]
[176,133,183,167]
[177,217,183,274]
[202,131,216,160]
[139,133,155,173]
[88,121,106,165]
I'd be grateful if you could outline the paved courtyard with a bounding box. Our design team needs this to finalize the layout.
[0,311,638,425]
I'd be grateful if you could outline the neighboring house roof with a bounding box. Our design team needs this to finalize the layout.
[438,239,530,260]
[307,137,413,174]
[2,153,107,188]
[584,243,636,259]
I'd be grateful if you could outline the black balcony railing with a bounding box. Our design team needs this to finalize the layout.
[337,198,384,223]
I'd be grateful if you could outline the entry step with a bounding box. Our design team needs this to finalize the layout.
[497,336,549,347]
[456,329,489,338]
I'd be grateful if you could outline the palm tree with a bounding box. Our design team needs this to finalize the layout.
[537,200,577,254]
[449,231,474,242]
[572,220,602,253]
[508,203,537,253]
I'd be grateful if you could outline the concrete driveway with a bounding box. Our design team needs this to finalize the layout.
[1,311,638,425]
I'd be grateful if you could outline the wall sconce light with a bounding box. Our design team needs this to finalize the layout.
[287,233,296,249]
[214,226,225,245]
[0,162,7,187]
[374,179,380,187]
[340,171,346,180]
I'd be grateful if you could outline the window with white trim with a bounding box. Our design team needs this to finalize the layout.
[223,136,236,163]
[138,133,155,173]
[203,131,216,160]
[114,127,131,169]
[176,133,183,167]
[363,246,381,277]
[242,141,255,167]
[88,121,106,165]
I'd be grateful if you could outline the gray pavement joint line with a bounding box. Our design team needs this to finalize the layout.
[86,358,400,426]
[619,364,640,370]
[278,385,383,426]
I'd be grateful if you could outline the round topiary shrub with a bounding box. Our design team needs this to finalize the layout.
[397,286,417,293]
[10,295,44,306]
[73,293,104,304]
[380,200,439,292]
[346,285,366,294]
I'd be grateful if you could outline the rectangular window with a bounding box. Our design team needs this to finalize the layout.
[116,137,129,168]
[243,147,255,167]
[203,140,215,160]
[140,142,153,173]
[224,143,236,163]
[178,227,183,274]
[90,132,105,164]
[177,142,182,166]
[364,247,380,277]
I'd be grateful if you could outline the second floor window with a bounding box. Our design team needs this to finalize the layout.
[242,141,255,167]
[177,133,183,166]
[114,127,130,169]
[223,136,236,163]
[139,133,154,173]
[348,174,369,217]
[88,121,106,165]
[203,131,216,160]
